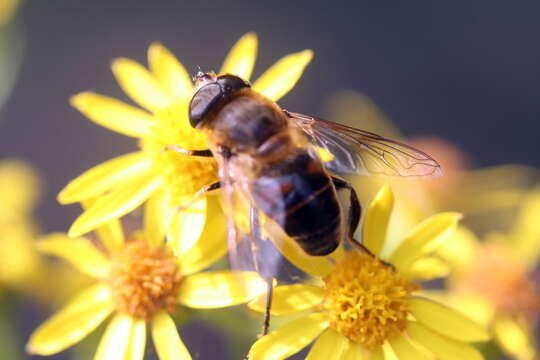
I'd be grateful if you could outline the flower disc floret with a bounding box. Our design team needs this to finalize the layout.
[109,237,182,320]
[323,251,417,349]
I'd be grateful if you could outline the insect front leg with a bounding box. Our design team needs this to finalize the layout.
[160,144,214,157]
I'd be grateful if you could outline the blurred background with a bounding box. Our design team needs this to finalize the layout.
[1,1,540,359]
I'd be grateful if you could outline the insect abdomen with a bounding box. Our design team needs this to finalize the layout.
[252,152,342,256]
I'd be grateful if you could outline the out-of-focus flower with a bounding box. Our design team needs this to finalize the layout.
[60,32,313,258]
[247,185,488,360]
[0,159,41,292]
[0,0,20,26]
[438,186,540,360]
[27,196,267,359]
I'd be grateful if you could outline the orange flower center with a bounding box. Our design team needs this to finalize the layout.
[109,238,182,320]
[458,244,540,324]
[323,251,417,349]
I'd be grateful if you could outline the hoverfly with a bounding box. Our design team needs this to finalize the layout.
[167,71,441,334]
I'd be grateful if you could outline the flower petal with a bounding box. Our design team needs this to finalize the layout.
[26,283,113,355]
[493,316,536,360]
[248,312,329,360]
[70,92,154,138]
[305,328,348,360]
[152,311,192,360]
[252,49,313,102]
[403,256,449,280]
[511,185,540,265]
[82,199,124,253]
[168,197,207,256]
[148,42,193,101]
[37,233,110,278]
[68,173,163,237]
[388,334,431,360]
[94,314,134,360]
[363,184,394,256]
[181,196,227,275]
[389,212,461,271]
[249,284,324,315]
[409,296,489,342]
[341,341,365,360]
[178,271,266,308]
[220,32,258,80]
[58,152,152,204]
[144,190,172,248]
[271,234,334,278]
[406,321,483,360]
[124,318,146,360]
[111,58,172,112]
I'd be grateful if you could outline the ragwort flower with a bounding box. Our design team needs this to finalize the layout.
[27,198,267,359]
[60,32,313,254]
[439,185,540,360]
[247,185,489,360]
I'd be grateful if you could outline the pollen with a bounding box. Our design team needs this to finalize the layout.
[109,237,182,321]
[458,244,540,324]
[322,251,417,349]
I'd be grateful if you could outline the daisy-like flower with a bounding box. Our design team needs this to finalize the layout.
[26,197,267,359]
[247,185,489,360]
[438,186,540,360]
[60,32,313,254]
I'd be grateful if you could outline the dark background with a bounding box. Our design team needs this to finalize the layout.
[0,2,539,358]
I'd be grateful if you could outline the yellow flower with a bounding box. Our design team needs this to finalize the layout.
[247,185,489,360]
[438,185,540,360]
[26,196,267,359]
[0,159,42,292]
[59,32,314,253]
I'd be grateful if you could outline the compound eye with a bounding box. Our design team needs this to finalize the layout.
[189,83,222,128]
[217,74,251,93]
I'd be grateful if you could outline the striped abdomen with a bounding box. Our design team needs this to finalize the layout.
[251,151,342,256]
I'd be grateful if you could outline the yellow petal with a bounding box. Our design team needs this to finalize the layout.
[148,42,193,101]
[403,256,449,280]
[388,334,431,360]
[82,199,125,253]
[363,184,394,256]
[493,316,536,360]
[252,49,313,102]
[70,92,154,138]
[271,234,334,278]
[437,225,478,272]
[111,58,172,112]
[389,212,462,271]
[511,185,540,265]
[168,197,207,256]
[124,318,146,360]
[408,296,489,342]
[248,312,329,360]
[249,284,324,315]
[341,341,364,360]
[151,311,192,360]
[178,271,267,308]
[305,328,348,360]
[220,32,258,80]
[68,173,163,237]
[144,190,173,248]
[181,196,227,275]
[94,314,136,360]
[58,152,152,204]
[37,233,110,278]
[26,283,113,355]
[406,321,483,360]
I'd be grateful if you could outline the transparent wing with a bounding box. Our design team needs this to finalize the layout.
[285,111,443,178]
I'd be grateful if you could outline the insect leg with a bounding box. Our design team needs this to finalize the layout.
[176,181,221,212]
[249,206,273,336]
[160,145,213,157]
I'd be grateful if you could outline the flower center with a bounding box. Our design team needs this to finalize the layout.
[458,244,540,323]
[323,251,417,349]
[109,238,182,320]
[141,105,219,206]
